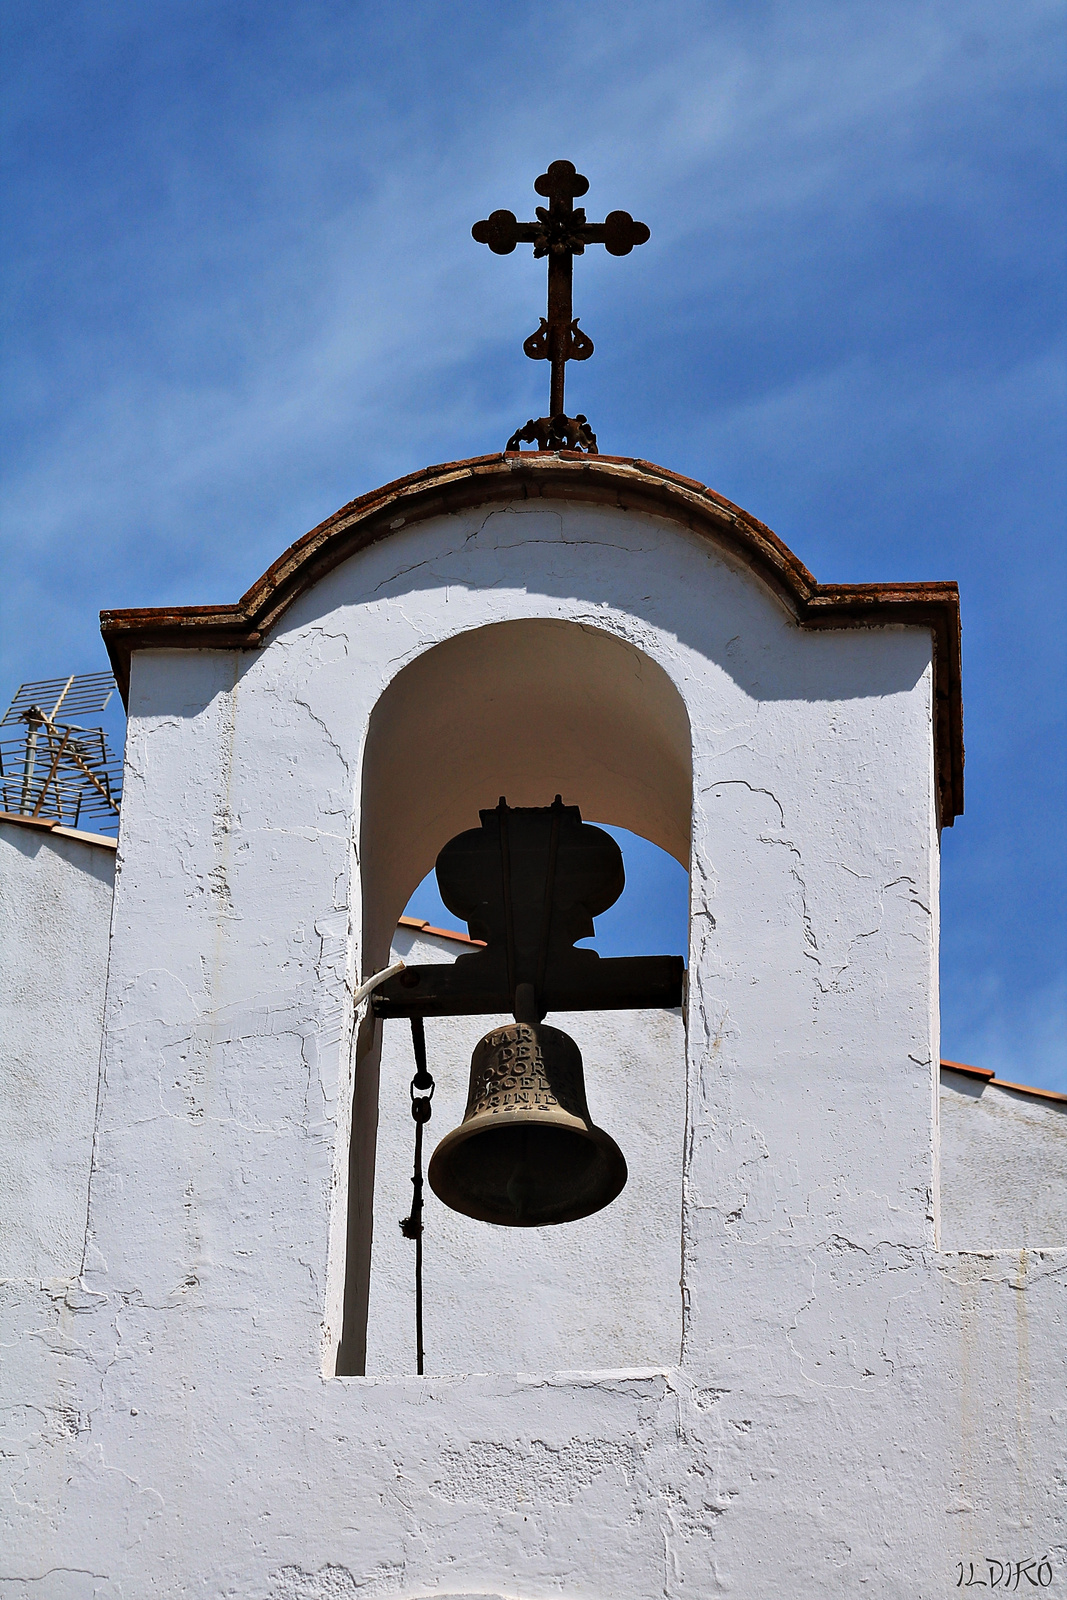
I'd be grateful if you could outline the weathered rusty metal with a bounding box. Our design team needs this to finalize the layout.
[505,413,598,453]
[473,161,649,445]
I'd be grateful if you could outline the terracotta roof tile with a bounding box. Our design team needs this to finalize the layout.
[396,914,485,948]
[941,1058,1066,1105]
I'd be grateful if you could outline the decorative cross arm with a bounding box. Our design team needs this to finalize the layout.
[472,208,649,259]
[472,161,649,451]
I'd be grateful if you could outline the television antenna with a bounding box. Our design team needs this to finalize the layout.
[0,672,122,835]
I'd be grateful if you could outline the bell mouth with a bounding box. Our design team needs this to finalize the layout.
[428,1118,627,1227]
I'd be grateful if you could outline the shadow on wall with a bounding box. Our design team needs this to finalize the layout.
[284,498,932,711]
[0,819,116,888]
[124,502,929,728]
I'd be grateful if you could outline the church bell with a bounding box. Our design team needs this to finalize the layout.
[372,797,684,1235]
[428,1012,627,1226]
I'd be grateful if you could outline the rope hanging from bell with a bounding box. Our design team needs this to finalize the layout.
[399,1013,434,1375]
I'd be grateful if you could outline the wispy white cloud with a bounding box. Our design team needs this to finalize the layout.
[5,0,1058,585]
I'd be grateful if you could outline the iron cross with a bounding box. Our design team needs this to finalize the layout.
[473,161,649,451]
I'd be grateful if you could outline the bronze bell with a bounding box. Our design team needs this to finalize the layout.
[371,798,672,1233]
[428,1013,627,1227]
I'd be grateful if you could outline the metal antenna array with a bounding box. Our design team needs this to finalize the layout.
[0,672,122,835]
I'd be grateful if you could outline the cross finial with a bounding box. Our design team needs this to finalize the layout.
[473,162,650,453]
[534,159,589,207]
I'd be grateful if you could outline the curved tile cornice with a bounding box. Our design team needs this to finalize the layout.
[100,452,963,822]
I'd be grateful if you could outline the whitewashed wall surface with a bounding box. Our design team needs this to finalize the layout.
[0,820,114,1282]
[1,492,1063,1598]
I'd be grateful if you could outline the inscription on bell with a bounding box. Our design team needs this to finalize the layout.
[428,1017,628,1227]
[465,1022,589,1123]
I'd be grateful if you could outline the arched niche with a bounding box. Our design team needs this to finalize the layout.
[358,617,692,977]
[337,617,692,1376]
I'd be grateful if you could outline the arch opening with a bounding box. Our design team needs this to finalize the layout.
[337,617,692,1376]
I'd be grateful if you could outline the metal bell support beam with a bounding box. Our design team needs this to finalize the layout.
[372,798,683,1021]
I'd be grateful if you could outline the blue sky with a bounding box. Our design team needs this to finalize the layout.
[2,1,1064,1088]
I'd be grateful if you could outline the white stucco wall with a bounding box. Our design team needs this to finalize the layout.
[1,494,1063,1597]
[939,1068,1066,1251]
[0,819,114,1281]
